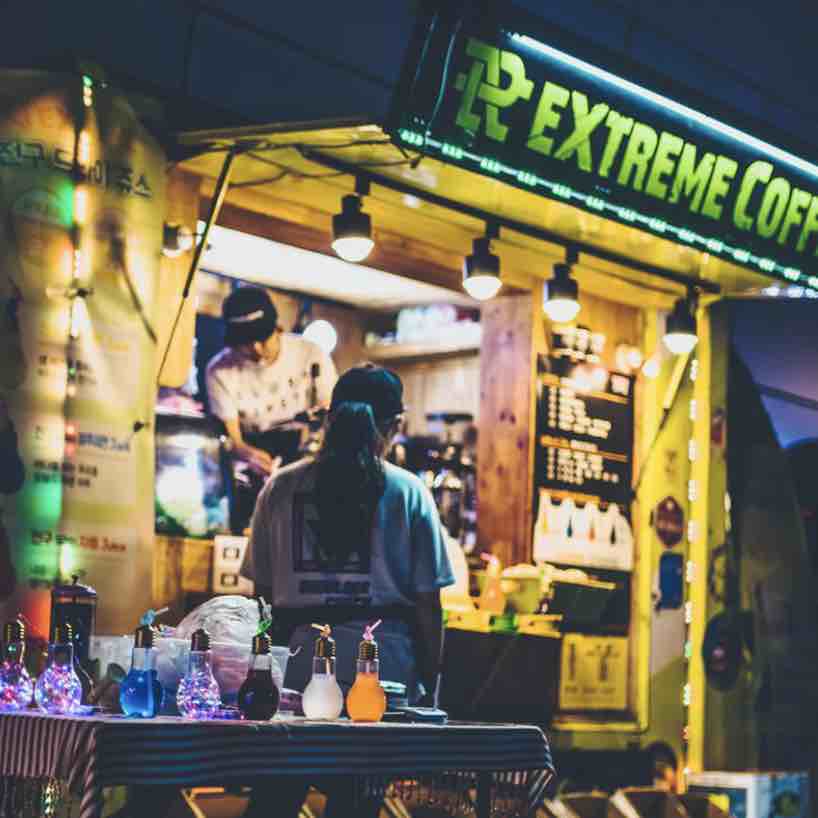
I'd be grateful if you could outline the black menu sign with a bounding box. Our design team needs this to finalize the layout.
[536,367,634,505]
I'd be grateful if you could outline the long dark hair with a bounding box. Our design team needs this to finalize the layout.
[314,401,388,569]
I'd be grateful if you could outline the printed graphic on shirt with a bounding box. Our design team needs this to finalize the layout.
[291,492,372,574]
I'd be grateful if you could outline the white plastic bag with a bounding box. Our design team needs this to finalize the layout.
[157,596,287,702]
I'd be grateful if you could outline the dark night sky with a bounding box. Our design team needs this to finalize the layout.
[731,300,818,447]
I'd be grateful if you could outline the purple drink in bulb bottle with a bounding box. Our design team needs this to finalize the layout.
[176,628,220,719]
[0,618,33,711]
[35,623,82,715]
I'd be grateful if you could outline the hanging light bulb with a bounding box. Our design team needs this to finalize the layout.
[663,293,698,355]
[303,319,338,355]
[544,252,580,322]
[332,178,373,263]
[463,224,502,301]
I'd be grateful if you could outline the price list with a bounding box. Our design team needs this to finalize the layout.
[536,369,634,504]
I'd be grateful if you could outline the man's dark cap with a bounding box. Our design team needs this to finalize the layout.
[222,286,279,347]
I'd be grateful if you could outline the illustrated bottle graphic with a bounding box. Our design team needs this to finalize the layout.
[346,620,386,723]
[176,628,221,719]
[34,623,82,715]
[301,624,343,720]
[120,624,162,718]
[0,618,34,712]
[238,633,280,721]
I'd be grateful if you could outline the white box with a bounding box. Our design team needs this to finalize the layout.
[687,771,809,818]
[212,535,254,595]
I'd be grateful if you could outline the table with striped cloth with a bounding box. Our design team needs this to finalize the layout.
[0,712,555,818]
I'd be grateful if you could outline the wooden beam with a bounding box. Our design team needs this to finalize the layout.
[205,200,469,295]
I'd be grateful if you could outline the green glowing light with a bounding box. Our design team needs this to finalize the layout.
[480,157,502,174]
[442,142,464,160]
[706,239,724,253]
[784,268,801,281]
[517,170,538,186]
[649,218,667,233]
[398,129,424,147]
[758,258,775,272]
[808,276,818,288]
[82,75,93,88]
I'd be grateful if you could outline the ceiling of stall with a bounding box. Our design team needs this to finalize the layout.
[178,121,773,310]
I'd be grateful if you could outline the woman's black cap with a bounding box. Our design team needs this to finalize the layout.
[330,364,404,422]
[222,286,279,347]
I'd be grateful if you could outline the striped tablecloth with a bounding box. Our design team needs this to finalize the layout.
[0,712,555,818]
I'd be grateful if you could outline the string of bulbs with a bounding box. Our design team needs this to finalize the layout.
[327,164,703,358]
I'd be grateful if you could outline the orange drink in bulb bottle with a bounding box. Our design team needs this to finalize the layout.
[346,620,387,723]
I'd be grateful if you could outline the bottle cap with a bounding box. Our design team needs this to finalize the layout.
[51,622,73,644]
[312,624,335,659]
[190,628,210,652]
[2,619,25,644]
[251,633,271,655]
[134,624,154,649]
[357,639,378,662]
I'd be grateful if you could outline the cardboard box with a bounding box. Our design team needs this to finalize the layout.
[559,634,628,711]
[687,771,809,818]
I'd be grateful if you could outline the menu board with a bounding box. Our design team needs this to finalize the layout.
[536,367,634,505]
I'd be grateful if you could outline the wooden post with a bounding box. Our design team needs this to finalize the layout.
[476,287,543,567]
[156,169,201,387]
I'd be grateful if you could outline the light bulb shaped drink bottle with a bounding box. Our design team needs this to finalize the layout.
[35,623,82,715]
[176,628,221,719]
[0,619,34,711]
[120,624,162,718]
[238,633,279,721]
[346,620,386,723]
[301,624,343,720]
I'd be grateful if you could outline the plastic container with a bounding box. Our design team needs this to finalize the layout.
[154,635,288,705]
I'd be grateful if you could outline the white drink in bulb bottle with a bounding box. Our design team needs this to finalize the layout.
[301,624,343,720]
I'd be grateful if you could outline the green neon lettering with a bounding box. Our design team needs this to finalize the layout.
[552,91,609,172]
[598,111,633,178]
[701,155,738,220]
[617,122,658,191]
[527,81,570,156]
[778,188,811,246]
[454,38,533,142]
[796,196,818,253]
[645,132,683,200]
[757,177,791,239]
[669,144,715,212]
[733,160,773,231]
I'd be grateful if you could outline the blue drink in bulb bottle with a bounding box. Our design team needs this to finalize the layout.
[120,624,161,718]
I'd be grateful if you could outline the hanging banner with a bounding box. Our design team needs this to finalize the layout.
[390,0,818,288]
[0,70,165,635]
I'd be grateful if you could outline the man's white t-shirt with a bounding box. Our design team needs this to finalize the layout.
[205,334,337,433]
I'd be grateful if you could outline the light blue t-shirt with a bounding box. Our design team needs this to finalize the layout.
[241,458,454,696]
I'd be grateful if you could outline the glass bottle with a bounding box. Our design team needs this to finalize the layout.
[346,622,386,723]
[237,633,280,721]
[35,623,82,715]
[301,624,343,720]
[0,619,34,712]
[120,624,161,718]
[176,628,220,720]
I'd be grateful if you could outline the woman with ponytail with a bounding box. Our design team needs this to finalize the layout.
[242,364,454,705]
[241,365,454,816]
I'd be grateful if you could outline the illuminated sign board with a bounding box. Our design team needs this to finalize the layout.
[390,4,818,288]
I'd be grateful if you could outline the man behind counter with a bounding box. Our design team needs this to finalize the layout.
[206,286,338,533]
[206,285,337,470]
